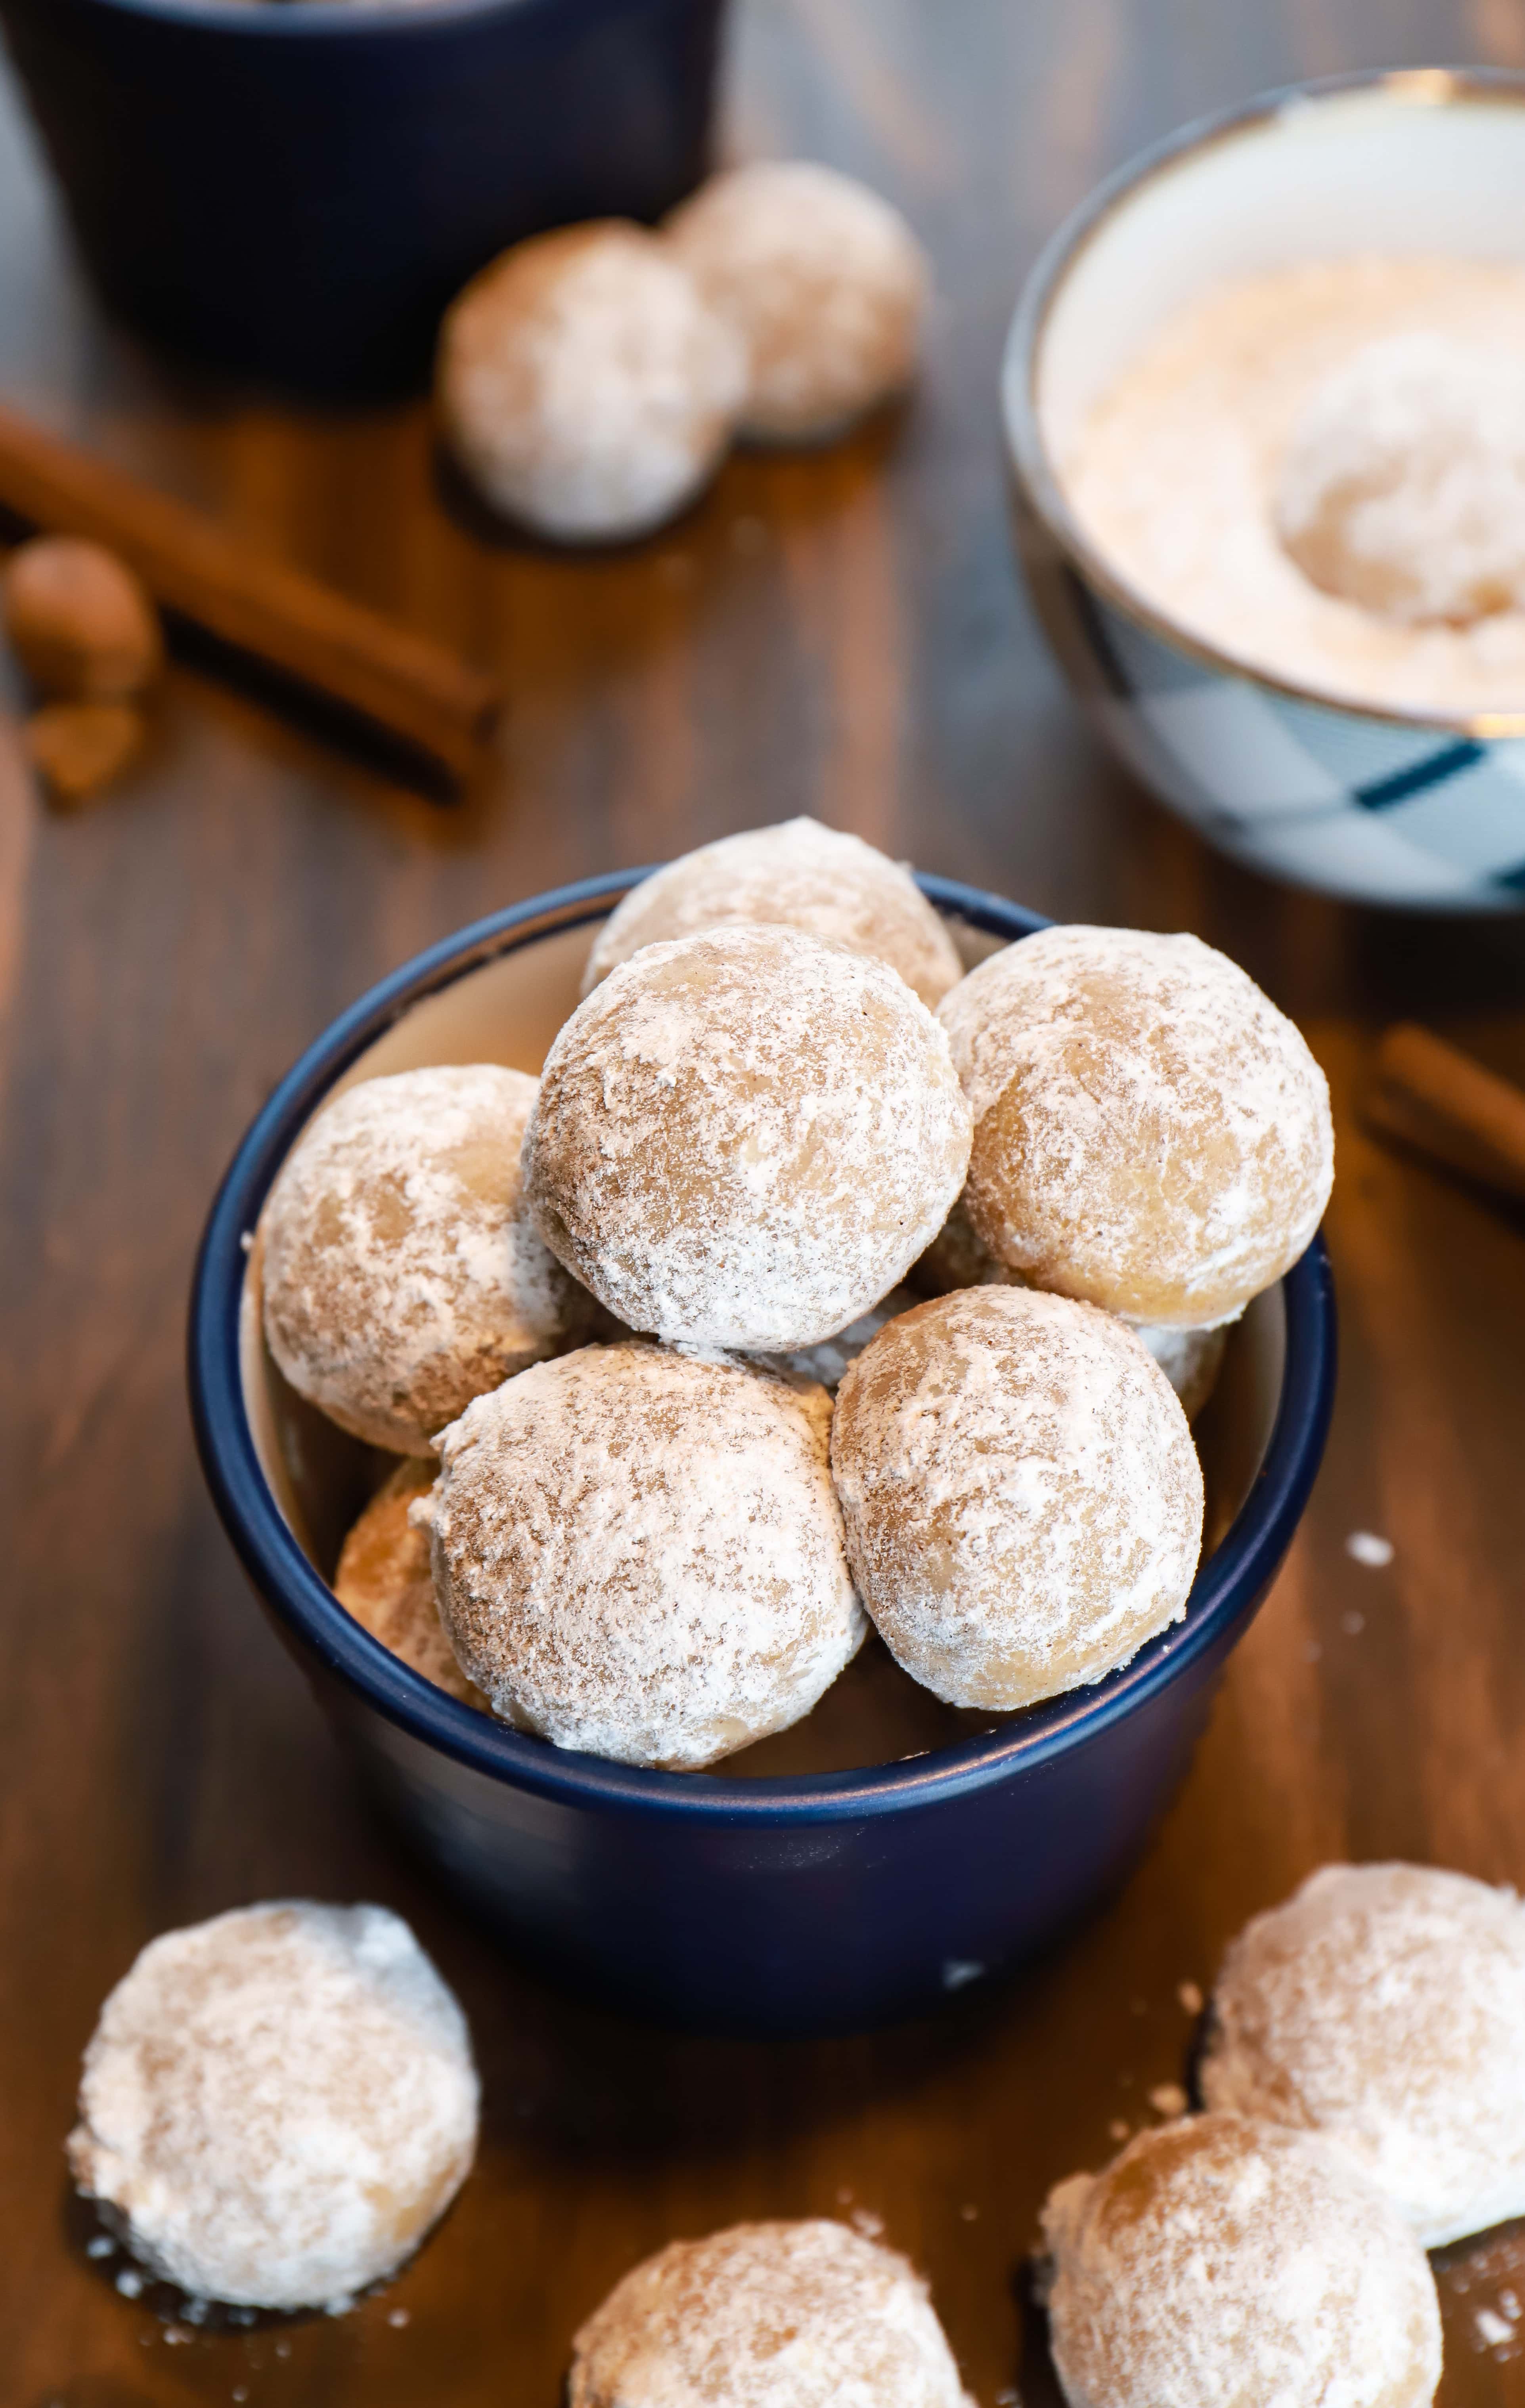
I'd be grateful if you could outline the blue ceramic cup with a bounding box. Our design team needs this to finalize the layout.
[0,0,722,394]
[188,871,1336,2035]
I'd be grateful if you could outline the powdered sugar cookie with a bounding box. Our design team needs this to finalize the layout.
[333,1460,487,1709]
[438,223,745,541]
[69,1902,478,2311]
[831,1286,1203,1709]
[570,2219,972,2407]
[1276,334,1525,624]
[525,924,971,1350]
[581,818,962,1008]
[666,163,929,442]
[421,1342,864,1769]
[1202,1862,1525,2246]
[939,926,1333,1328]
[1041,2115,1441,2408]
[262,1064,591,1455]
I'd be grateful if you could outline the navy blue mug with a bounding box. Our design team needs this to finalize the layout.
[188,871,1337,2035]
[0,0,723,395]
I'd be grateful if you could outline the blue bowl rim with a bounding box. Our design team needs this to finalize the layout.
[53,0,678,45]
[1000,63,1525,742]
[187,869,1337,1827]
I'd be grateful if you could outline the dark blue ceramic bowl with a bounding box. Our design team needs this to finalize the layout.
[188,870,1336,2036]
[0,0,722,394]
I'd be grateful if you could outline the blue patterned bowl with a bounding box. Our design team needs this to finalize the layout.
[188,872,1336,2035]
[1003,70,1525,911]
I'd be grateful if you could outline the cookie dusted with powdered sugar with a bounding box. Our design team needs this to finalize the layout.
[333,1460,487,1710]
[581,818,963,1008]
[420,1342,865,1770]
[437,223,745,542]
[68,1903,478,2311]
[570,2220,973,2408]
[938,926,1333,1328]
[665,163,929,444]
[1201,1862,1525,2247]
[526,924,971,1351]
[1041,2115,1441,2408]
[262,1064,593,1455]
[831,1286,1203,1710]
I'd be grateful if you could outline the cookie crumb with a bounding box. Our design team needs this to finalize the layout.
[1178,1981,1204,2015]
[1149,2082,1188,2119]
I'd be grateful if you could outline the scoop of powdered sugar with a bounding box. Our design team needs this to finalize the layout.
[580,817,963,1009]
[1276,333,1525,625]
[262,1063,593,1455]
[1200,1861,1525,2247]
[1041,2114,1442,2408]
[569,2219,974,2408]
[418,1341,865,1769]
[938,926,1333,1328]
[68,1902,478,2312]
[524,923,972,1351]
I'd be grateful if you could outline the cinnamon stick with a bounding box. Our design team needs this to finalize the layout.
[0,402,500,782]
[1364,1022,1525,1206]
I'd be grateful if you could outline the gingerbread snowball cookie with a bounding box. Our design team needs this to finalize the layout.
[69,1903,478,2311]
[938,925,1333,1328]
[1276,334,1525,625]
[831,1287,1203,1710]
[261,1064,591,1455]
[524,924,970,1350]
[437,223,745,542]
[666,162,930,442]
[421,1342,864,1769]
[581,817,963,1008]
[1041,2115,1442,2408]
[1202,1861,1525,2246]
[334,1460,487,1709]
[570,2220,971,2408]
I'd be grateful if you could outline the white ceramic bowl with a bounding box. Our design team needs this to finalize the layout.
[1003,69,1525,911]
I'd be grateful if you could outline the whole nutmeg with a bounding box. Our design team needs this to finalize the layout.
[2,536,163,701]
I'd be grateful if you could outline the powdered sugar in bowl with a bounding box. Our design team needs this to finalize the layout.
[188,867,1334,2037]
[1004,69,1525,910]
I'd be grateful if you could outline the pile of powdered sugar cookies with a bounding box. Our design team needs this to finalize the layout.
[254,812,1333,1773]
[436,160,930,542]
[1033,1856,1525,2408]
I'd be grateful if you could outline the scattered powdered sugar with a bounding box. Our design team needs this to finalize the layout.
[262,1064,591,1455]
[938,926,1333,1328]
[569,2220,973,2408]
[1201,1862,1525,2246]
[745,1285,920,1390]
[438,224,745,543]
[333,1459,488,1709]
[525,924,972,1351]
[831,1287,1204,1710]
[421,1341,865,1769]
[68,1903,478,2312]
[581,819,962,1009]
[1041,2115,1442,2408]
[665,164,929,443]
[1062,253,1525,714]
[1347,1530,1395,1568]
[1276,333,1525,626]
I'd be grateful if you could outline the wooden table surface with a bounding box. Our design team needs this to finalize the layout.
[5,1,1525,2399]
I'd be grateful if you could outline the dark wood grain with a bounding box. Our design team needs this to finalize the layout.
[3,2,1525,2401]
